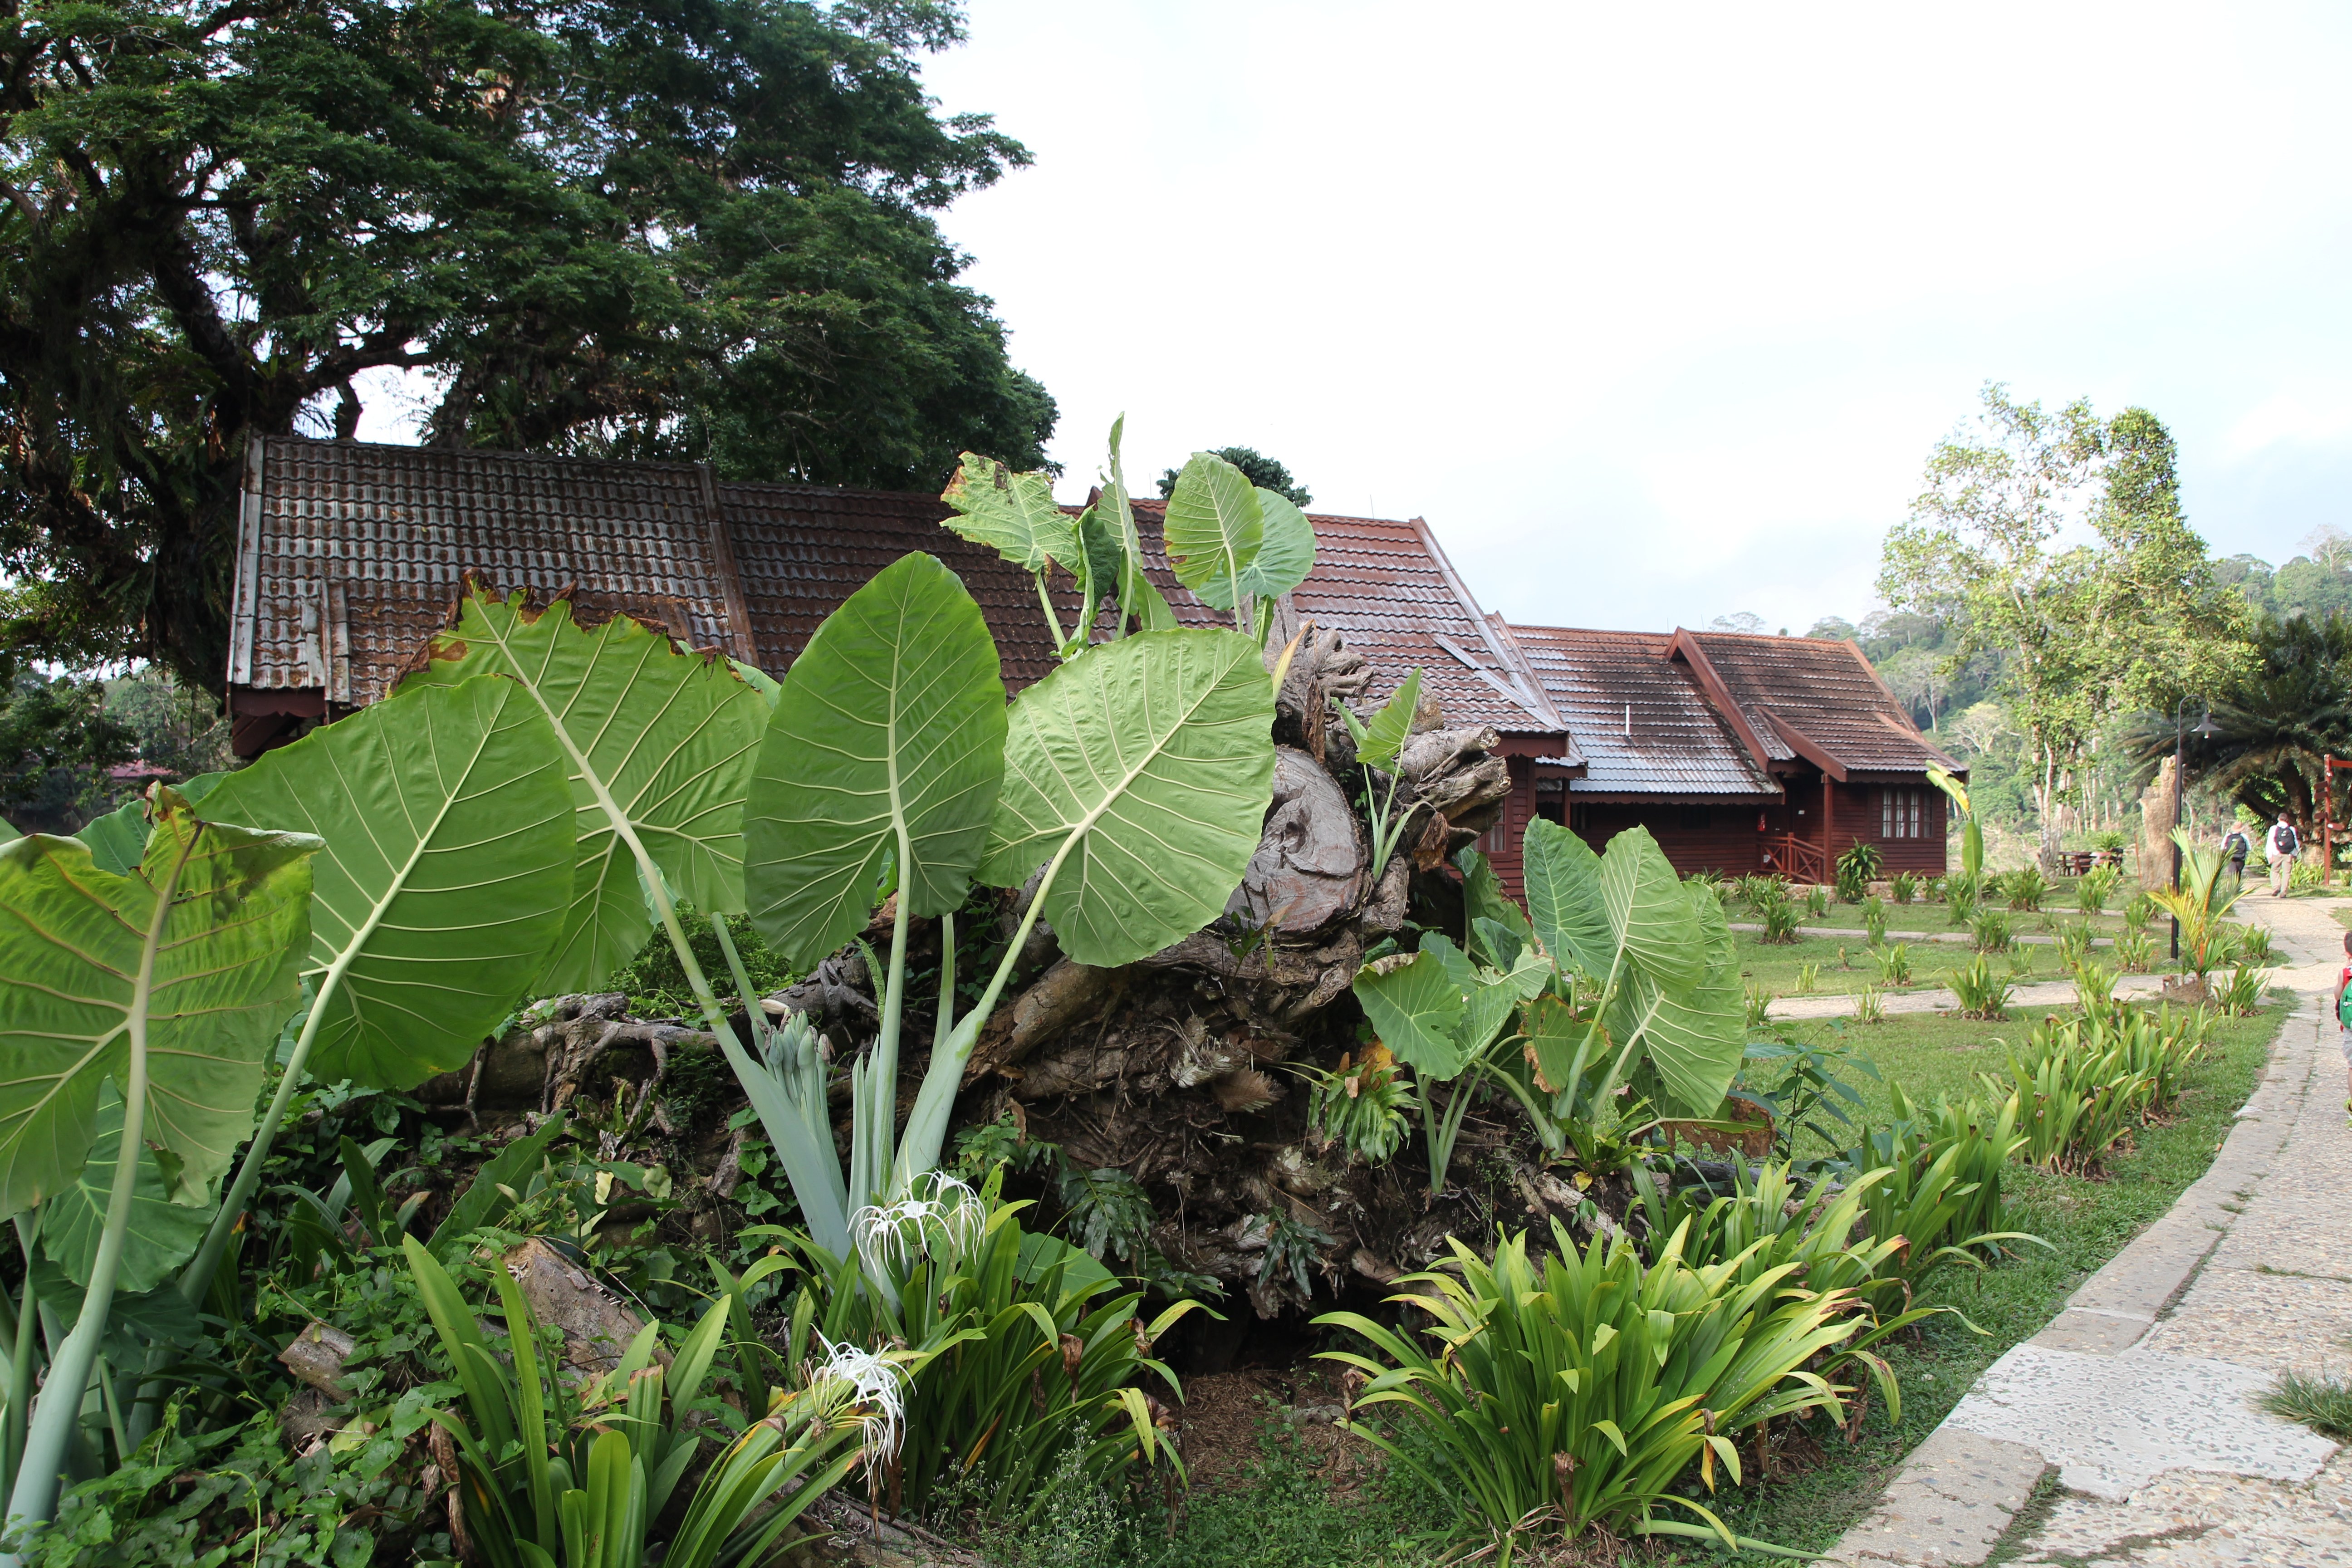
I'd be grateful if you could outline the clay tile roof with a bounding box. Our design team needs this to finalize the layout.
[1684,631,1959,776]
[1123,500,1561,736]
[227,437,740,705]
[718,480,1069,688]
[1511,625,1779,796]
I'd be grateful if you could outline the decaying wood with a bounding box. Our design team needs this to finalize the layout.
[279,1320,357,1398]
[503,1236,668,1376]
[1223,747,1368,937]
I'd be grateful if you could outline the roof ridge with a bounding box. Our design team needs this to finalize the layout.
[271,432,710,478]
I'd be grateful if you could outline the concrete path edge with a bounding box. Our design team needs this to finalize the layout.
[1817,982,2320,1565]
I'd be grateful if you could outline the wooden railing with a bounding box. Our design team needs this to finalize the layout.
[1763,833,1828,884]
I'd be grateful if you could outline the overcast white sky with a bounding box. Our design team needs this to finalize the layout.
[910,1,2352,636]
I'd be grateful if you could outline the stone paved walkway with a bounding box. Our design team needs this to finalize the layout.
[1833,894,2352,1565]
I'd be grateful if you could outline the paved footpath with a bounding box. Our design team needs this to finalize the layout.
[1827,895,2352,1567]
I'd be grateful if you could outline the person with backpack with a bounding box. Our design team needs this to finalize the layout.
[2266,813,2300,897]
[2221,824,2252,889]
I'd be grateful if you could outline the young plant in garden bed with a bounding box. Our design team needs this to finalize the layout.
[1316,1221,1896,1555]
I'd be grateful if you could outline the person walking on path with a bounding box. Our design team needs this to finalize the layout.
[2221,824,2251,890]
[2265,813,2299,897]
[2333,929,2352,1122]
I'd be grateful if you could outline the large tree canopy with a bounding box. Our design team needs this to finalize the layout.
[0,0,1055,686]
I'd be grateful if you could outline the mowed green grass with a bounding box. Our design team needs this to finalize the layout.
[1729,925,2152,999]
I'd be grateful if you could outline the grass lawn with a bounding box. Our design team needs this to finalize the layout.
[1091,1000,2288,1568]
[1731,926,2164,1000]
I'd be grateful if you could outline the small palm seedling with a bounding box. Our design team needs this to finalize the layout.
[1855,985,1885,1024]
[1874,943,1912,987]
[1862,896,1889,946]
[1758,883,1803,943]
[1970,908,2013,954]
[1804,883,1832,921]
[1947,892,1978,928]
[1795,961,1820,995]
[2233,922,2275,965]
[1745,984,1774,1027]
[2116,926,2155,972]
[2263,1369,2352,1441]
[2076,863,2122,917]
[2123,892,2157,931]
[1949,956,2010,1020]
[2070,957,2123,1019]
[1889,871,1920,905]
[2054,921,2094,967]
[1304,1045,1417,1164]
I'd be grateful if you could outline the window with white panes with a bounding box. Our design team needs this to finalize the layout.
[1880,788,1924,839]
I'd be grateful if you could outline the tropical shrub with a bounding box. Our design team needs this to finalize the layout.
[2214,966,2271,1016]
[2054,921,2094,966]
[1861,895,1889,945]
[1848,1088,2036,1284]
[2231,922,2275,965]
[1804,883,1832,920]
[1856,985,1886,1024]
[1970,909,2012,954]
[1949,956,2011,1019]
[1997,866,2049,911]
[2122,892,2157,931]
[405,1232,882,1568]
[1737,1033,1882,1161]
[1875,942,1913,987]
[2076,863,2122,917]
[1980,1010,2206,1172]
[1356,829,1743,1191]
[1947,891,1979,928]
[761,1179,1196,1519]
[1835,841,1883,902]
[1304,1046,1416,1164]
[1317,1223,1887,1552]
[2116,926,2156,972]
[1889,871,1921,905]
[1795,961,1820,994]
[1747,876,1801,943]
[1745,983,1774,1027]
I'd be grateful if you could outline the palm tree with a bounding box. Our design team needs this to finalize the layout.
[2127,612,2352,840]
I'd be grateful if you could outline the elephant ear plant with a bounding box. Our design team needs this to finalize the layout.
[0,793,320,1543]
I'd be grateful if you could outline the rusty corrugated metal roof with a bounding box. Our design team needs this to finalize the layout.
[1512,625,1779,796]
[1685,631,1959,776]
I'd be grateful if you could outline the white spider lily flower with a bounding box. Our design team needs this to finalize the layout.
[810,1335,906,1473]
[849,1173,987,1278]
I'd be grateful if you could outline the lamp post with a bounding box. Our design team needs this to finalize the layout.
[2170,706,2183,961]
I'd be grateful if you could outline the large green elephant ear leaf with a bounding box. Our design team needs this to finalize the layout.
[1522,818,1611,973]
[1238,489,1316,602]
[942,454,1080,575]
[1352,951,1470,1078]
[200,675,577,1088]
[1597,827,1702,976]
[400,590,770,993]
[1604,891,1743,1114]
[76,772,228,876]
[977,628,1276,968]
[744,553,1008,970]
[1163,453,1265,611]
[0,796,316,1214]
[41,1082,208,1292]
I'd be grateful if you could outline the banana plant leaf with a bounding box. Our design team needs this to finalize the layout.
[401,590,771,993]
[1163,452,1265,612]
[743,552,1008,969]
[201,675,578,1086]
[40,1081,209,1292]
[976,627,1277,969]
[1520,820,1742,1114]
[0,794,316,1215]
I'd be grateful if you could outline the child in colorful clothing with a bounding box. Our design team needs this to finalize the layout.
[2335,930,2352,1119]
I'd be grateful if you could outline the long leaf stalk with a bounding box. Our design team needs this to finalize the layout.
[3,833,188,1549]
[3,1218,39,1494]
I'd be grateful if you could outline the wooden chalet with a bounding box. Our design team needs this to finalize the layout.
[223,435,1951,898]
[1502,623,1963,881]
[223,437,1575,887]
